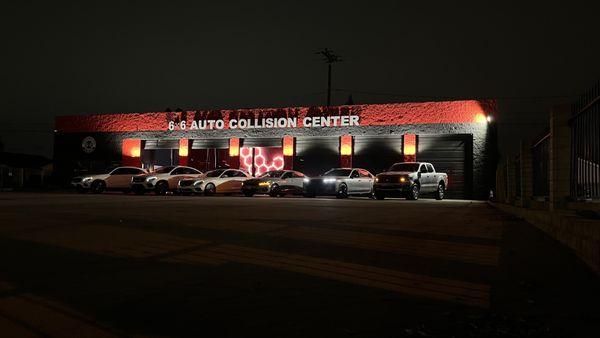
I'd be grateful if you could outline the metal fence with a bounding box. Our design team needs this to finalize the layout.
[570,81,600,200]
[532,133,550,198]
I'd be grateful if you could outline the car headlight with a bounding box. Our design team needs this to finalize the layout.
[194,180,203,186]
[146,176,157,182]
[323,178,337,183]
[399,177,406,183]
[258,182,270,187]
[82,177,93,182]
[375,177,379,182]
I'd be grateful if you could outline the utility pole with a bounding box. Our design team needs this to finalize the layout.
[316,48,341,106]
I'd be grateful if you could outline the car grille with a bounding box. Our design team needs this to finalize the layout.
[379,176,395,183]
[179,180,195,187]
[132,176,146,183]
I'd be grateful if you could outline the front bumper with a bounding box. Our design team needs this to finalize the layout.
[373,182,412,196]
[242,184,271,194]
[71,180,92,189]
[131,182,156,191]
[303,182,337,196]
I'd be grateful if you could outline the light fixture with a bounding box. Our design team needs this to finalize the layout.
[340,135,352,156]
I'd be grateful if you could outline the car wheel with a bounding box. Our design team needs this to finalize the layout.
[435,183,445,200]
[154,181,168,196]
[269,184,279,197]
[204,183,216,196]
[407,184,419,200]
[90,180,105,194]
[336,183,348,199]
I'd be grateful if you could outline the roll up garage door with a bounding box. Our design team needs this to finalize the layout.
[142,139,180,168]
[293,137,339,177]
[353,135,403,175]
[417,134,472,199]
[190,139,230,171]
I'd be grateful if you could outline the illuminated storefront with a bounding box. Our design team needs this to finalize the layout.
[54,100,497,199]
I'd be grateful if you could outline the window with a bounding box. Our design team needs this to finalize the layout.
[281,172,292,179]
[359,169,372,178]
[324,169,352,177]
[222,170,237,178]
[154,166,176,174]
[350,170,360,178]
[206,169,226,177]
[171,167,186,175]
[259,171,284,178]
[426,164,434,173]
[235,170,248,177]
[110,168,129,175]
[293,172,305,178]
[388,163,420,172]
[419,165,428,173]
[182,167,201,175]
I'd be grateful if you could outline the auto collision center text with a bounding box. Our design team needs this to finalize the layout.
[168,115,360,131]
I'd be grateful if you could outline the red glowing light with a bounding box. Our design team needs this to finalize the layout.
[283,136,294,156]
[229,138,240,157]
[340,135,352,156]
[122,138,141,158]
[179,139,189,157]
[404,134,416,156]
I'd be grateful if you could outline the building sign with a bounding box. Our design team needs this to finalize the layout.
[167,115,360,131]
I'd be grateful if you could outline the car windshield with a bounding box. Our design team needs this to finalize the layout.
[389,163,420,172]
[323,169,351,177]
[206,169,226,177]
[154,166,176,174]
[259,171,284,178]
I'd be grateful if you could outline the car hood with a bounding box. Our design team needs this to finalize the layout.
[377,171,413,177]
[73,173,109,180]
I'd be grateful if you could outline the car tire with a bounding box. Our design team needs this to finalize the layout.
[154,181,168,196]
[336,183,348,199]
[269,184,279,197]
[435,183,445,200]
[90,180,105,194]
[407,184,420,200]
[204,183,216,196]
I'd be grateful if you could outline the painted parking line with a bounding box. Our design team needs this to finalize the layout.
[271,227,500,266]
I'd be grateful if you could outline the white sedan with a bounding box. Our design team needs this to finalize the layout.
[178,169,251,196]
[303,168,375,198]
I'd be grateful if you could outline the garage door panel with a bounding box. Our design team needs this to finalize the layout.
[418,135,472,199]
[294,137,339,177]
[354,136,403,175]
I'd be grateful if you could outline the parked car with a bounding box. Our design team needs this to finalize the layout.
[130,166,203,195]
[71,166,146,194]
[177,168,250,196]
[373,162,447,200]
[303,168,375,198]
[241,170,307,197]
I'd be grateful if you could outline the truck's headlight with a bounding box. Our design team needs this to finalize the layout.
[375,177,379,182]
[399,177,406,182]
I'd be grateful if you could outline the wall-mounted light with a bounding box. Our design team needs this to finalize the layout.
[475,113,487,124]
[340,135,352,156]
[122,138,141,158]
[283,136,294,156]
[179,139,189,157]
[403,134,416,156]
[486,115,493,123]
[229,138,240,157]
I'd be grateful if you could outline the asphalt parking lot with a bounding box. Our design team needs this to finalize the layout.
[0,192,599,337]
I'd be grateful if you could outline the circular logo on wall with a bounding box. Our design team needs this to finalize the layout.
[81,136,97,154]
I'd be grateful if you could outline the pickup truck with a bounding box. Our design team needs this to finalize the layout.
[373,162,448,200]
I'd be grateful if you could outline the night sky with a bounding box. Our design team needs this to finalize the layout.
[2,1,599,158]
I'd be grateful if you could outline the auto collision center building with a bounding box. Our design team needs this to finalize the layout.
[54,100,497,199]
